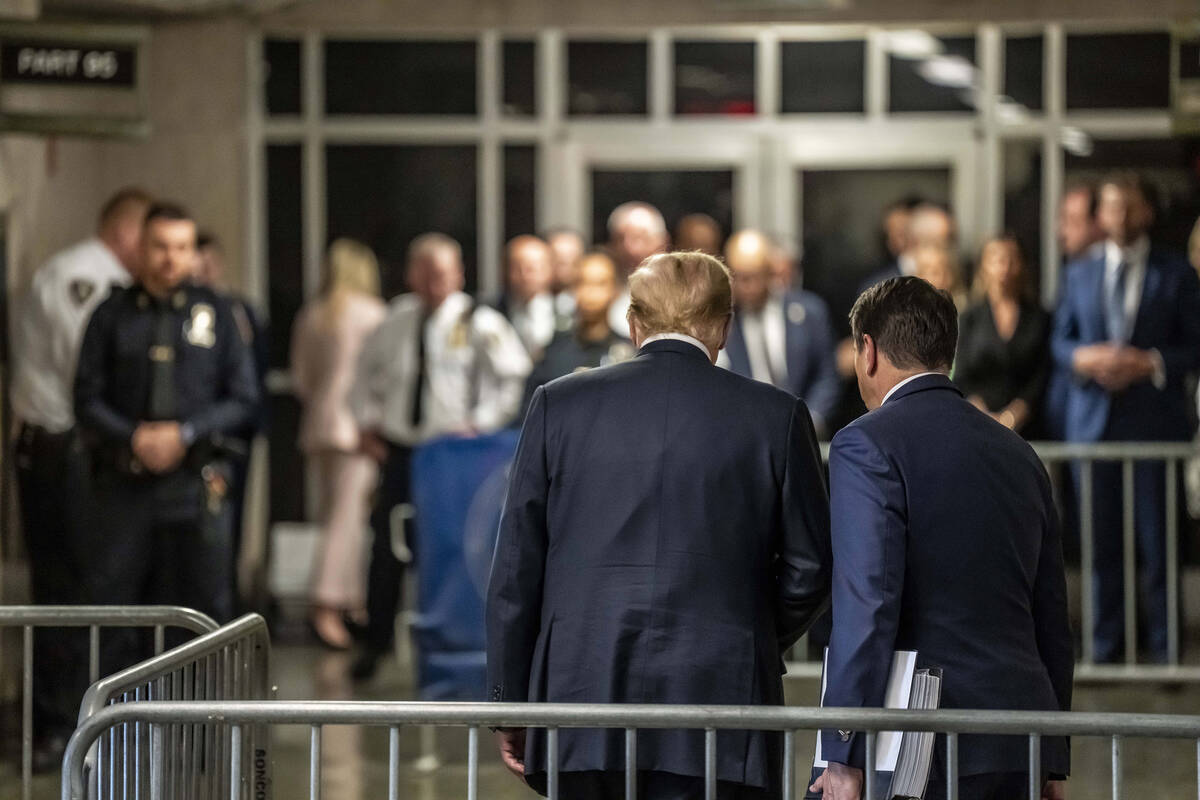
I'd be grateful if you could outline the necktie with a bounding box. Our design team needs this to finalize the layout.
[1106,261,1128,343]
[410,313,428,428]
[147,300,177,420]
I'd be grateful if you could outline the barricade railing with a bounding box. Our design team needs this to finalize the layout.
[74,613,272,800]
[793,440,1200,681]
[61,700,1200,800]
[0,605,220,800]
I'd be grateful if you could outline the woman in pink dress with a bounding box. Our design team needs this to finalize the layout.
[290,239,387,649]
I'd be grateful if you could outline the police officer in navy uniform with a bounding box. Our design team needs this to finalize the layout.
[75,202,259,663]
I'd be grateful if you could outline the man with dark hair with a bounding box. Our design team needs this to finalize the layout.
[10,185,151,766]
[76,201,259,658]
[1051,171,1200,664]
[812,277,1072,800]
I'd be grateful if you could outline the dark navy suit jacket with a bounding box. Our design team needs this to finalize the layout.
[723,290,840,429]
[819,375,1073,778]
[1050,246,1200,443]
[486,338,832,792]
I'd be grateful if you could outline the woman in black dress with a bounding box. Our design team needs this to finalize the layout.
[954,235,1050,436]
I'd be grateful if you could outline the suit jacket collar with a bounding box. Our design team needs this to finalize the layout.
[882,372,960,405]
[639,338,713,362]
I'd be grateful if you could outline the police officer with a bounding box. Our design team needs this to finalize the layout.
[75,202,259,658]
[10,186,150,766]
[350,232,531,680]
[521,250,633,415]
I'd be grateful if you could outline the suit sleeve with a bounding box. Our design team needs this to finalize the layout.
[471,308,533,432]
[802,300,840,435]
[1156,263,1200,383]
[1050,269,1082,375]
[775,398,832,653]
[820,425,907,769]
[486,384,550,702]
[74,298,138,444]
[183,301,260,441]
[1033,466,1074,774]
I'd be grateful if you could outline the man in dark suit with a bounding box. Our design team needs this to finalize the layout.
[487,251,832,800]
[1051,171,1200,663]
[720,230,839,436]
[812,277,1072,800]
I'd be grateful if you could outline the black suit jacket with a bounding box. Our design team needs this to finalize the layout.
[486,338,831,792]
[820,375,1073,778]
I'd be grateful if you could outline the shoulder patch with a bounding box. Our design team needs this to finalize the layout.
[69,279,96,307]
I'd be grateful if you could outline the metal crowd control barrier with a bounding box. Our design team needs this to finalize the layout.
[0,605,219,800]
[72,613,272,800]
[791,441,1200,681]
[62,701,1200,800]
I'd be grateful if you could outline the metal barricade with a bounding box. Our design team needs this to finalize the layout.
[0,605,219,800]
[61,700,1200,800]
[71,613,272,800]
[789,440,1200,681]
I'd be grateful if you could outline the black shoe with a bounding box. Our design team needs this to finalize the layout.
[350,649,382,682]
[31,733,68,774]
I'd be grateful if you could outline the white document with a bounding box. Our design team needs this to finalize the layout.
[813,649,918,772]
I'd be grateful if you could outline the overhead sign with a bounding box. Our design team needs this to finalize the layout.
[0,38,136,87]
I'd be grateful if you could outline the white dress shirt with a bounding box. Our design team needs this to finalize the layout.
[11,238,131,432]
[351,291,532,446]
[641,332,711,359]
[508,292,557,356]
[881,371,944,406]
[737,295,789,387]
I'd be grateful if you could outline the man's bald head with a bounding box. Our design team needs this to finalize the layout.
[607,201,669,277]
[97,186,153,273]
[675,213,722,256]
[724,229,774,312]
[627,251,732,361]
[906,204,955,251]
[506,234,553,302]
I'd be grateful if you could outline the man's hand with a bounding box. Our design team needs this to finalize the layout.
[1072,343,1118,381]
[359,430,389,463]
[808,761,863,799]
[495,729,526,779]
[1042,779,1068,800]
[131,422,186,474]
[1094,347,1154,392]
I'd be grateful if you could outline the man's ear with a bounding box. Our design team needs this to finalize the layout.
[627,313,642,348]
[862,333,879,377]
[717,313,733,352]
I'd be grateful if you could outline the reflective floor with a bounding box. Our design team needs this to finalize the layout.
[9,636,1200,799]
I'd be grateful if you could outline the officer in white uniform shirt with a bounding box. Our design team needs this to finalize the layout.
[9,186,150,765]
[349,232,531,679]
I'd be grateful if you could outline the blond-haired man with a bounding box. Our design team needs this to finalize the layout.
[487,252,831,800]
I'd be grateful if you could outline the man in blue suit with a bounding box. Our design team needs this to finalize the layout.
[1050,172,1200,663]
[720,230,839,437]
[487,251,832,800]
[812,277,1072,800]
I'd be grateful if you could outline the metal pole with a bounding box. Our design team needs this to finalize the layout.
[230,724,242,800]
[705,728,717,800]
[864,732,875,800]
[309,725,321,800]
[625,727,637,800]
[547,727,559,800]
[388,727,400,800]
[1081,459,1096,665]
[90,625,101,683]
[150,722,165,800]
[1167,458,1180,665]
[22,625,32,800]
[154,624,165,656]
[946,732,959,800]
[782,730,794,800]
[1028,734,1041,800]
[1123,458,1137,664]
[1112,735,1123,800]
[467,726,479,800]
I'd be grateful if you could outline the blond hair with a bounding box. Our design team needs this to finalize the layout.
[627,252,732,346]
[320,238,380,324]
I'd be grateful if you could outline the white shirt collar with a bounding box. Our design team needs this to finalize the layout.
[881,371,944,406]
[641,332,711,360]
[1105,235,1150,272]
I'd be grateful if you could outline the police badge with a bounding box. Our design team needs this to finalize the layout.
[68,279,95,307]
[787,301,807,325]
[185,303,217,348]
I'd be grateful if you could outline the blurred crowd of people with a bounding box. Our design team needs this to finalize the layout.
[10,168,1200,762]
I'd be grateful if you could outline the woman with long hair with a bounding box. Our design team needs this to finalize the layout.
[954,235,1050,435]
[290,238,388,648]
